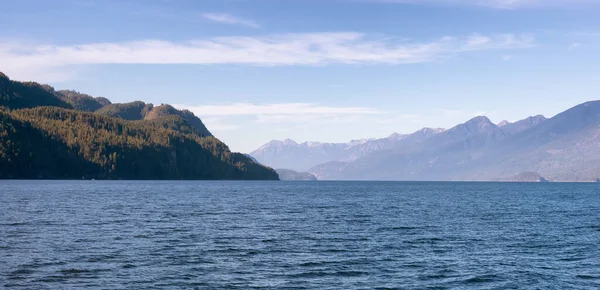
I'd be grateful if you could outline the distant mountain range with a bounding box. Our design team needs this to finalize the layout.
[250,128,444,171]
[0,71,277,180]
[251,101,600,182]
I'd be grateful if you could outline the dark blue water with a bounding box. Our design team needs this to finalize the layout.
[1,181,600,289]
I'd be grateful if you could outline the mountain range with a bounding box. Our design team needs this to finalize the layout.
[250,128,444,172]
[0,71,278,180]
[251,102,600,182]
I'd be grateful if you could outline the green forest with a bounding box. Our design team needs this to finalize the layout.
[0,71,279,180]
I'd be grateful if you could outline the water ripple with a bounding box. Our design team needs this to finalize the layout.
[1,180,600,289]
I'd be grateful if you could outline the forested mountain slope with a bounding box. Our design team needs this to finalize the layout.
[0,71,277,180]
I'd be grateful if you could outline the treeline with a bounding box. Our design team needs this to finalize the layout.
[0,72,278,180]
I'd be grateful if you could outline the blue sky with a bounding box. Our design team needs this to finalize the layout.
[2,0,600,152]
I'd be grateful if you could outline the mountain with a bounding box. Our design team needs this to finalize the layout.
[145,104,212,137]
[250,139,349,171]
[497,120,510,127]
[95,101,152,120]
[250,128,444,171]
[461,101,600,181]
[0,72,72,109]
[417,116,505,152]
[43,86,112,112]
[310,116,506,180]
[500,115,547,135]
[495,172,549,182]
[0,71,277,180]
[309,102,600,181]
[275,169,317,181]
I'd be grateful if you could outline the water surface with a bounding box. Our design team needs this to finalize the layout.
[1,181,599,289]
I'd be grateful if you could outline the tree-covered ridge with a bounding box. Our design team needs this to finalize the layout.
[95,101,152,120]
[1,73,212,137]
[95,102,212,137]
[1,73,109,111]
[0,73,73,109]
[0,71,277,180]
[56,89,112,112]
[0,106,277,180]
[145,104,212,137]
[0,107,99,179]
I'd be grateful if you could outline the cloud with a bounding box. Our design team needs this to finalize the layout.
[255,114,369,124]
[176,103,382,117]
[200,13,260,28]
[465,34,492,47]
[434,108,467,117]
[374,114,426,124]
[568,42,582,50]
[177,103,494,128]
[432,108,499,120]
[0,32,534,81]
[200,117,239,131]
[366,0,597,9]
[542,30,600,38]
[175,103,385,138]
[574,31,600,37]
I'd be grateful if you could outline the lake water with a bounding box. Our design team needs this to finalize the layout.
[1,181,599,289]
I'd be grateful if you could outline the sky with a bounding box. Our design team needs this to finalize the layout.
[2,0,600,153]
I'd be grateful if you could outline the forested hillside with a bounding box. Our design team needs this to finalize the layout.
[0,72,278,180]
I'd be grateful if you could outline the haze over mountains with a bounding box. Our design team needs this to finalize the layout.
[251,102,600,182]
[250,128,444,172]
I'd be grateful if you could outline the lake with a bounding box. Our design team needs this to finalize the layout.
[1,181,599,289]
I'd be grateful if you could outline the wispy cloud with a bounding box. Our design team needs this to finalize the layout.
[542,29,600,38]
[0,32,534,81]
[176,103,382,117]
[201,13,260,28]
[366,0,597,9]
[177,103,493,127]
[373,114,426,124]
[568,42,582,50]
[201,117,239,131]
[176,103,384,134]
[255,114,367,124]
